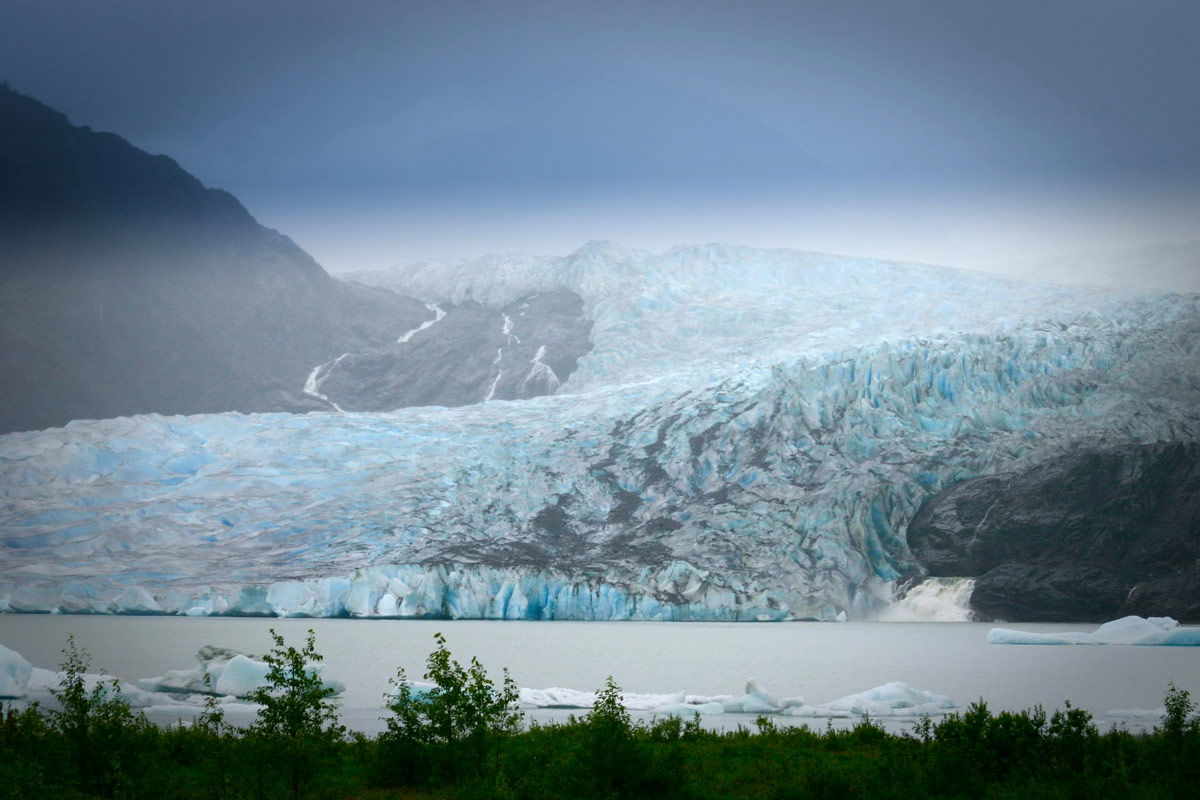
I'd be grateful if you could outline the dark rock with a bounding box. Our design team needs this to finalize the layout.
[968,564,1130,622]
[907,442,1200,621]
[318,289,592,410]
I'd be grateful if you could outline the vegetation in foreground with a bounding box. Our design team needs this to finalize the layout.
[2,631,1198,799]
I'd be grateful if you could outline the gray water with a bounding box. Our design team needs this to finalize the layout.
[2,616,1196,733]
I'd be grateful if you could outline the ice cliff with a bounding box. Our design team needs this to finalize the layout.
[2,243,1199,619]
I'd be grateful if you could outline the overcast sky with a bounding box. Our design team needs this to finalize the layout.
[2,0,1198,272]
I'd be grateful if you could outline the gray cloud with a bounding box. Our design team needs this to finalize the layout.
[2,0,1197,271]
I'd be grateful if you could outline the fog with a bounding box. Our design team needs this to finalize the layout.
[3,1,1197,282]
[286,188,1200,285]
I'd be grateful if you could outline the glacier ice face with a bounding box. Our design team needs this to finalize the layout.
[988,616,1200,646]
[2,243,1199,619]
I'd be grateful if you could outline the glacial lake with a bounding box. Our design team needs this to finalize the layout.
[2,616,1196,734]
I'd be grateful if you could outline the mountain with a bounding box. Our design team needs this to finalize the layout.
[0,84,439,432]
[0,86,590,433]
[3,242,1198,620]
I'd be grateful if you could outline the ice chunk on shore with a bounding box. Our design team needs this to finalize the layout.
[0,643,33,698]
[988,616,1200,646]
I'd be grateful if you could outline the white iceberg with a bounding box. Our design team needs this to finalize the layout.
[138,645,345,698]
[988,615,1200,645]
[25,667,185,711]
[517,678,949,718]
[0,642,33,698]
[782,681,956,718]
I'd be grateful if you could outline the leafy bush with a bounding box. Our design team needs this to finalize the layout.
[1161,681,1198,739]
[381,632,522,786]
[248,628,345,800]
[584,675,648,798]
[47,635,154,798]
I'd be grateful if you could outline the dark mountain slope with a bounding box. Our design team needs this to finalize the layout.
[907,442,1200,622]
[0,85,431,433]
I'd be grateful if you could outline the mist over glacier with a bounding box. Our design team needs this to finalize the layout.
[2,242,1198,620]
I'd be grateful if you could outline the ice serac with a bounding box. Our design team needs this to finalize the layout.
[2,244,1199,619]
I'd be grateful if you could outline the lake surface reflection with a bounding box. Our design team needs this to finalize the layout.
[1,616,1195,734]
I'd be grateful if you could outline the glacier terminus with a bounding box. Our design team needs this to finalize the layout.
[2,243,1198,620]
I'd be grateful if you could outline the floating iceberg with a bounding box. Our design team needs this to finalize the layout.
[139,645,345,698]
[987,616,1200,645]
[781,681,956,718]
[517,678,951,718]
[0,642,33,698]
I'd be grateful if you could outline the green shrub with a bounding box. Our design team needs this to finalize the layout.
[247,628,345,800]
[584,676,647,798]
[0,702,55,798]
[47,635,154,798]
[380,632,522,786]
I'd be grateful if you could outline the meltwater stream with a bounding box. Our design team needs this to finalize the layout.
[1,617,1196,734]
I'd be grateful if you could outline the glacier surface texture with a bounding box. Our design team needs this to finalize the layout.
[2,243,1199,619]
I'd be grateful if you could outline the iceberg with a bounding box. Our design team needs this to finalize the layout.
[0,642,33,698]
[782,682,956,718]
[987,616,1200,645]
[517,677,951,718]
[139,645,345,697]
[23,666,194,712]
[2,244,1199,620]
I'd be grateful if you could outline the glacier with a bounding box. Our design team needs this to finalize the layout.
[2,243,1199,619]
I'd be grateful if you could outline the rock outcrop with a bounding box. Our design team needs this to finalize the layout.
[907,443,1200,621]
